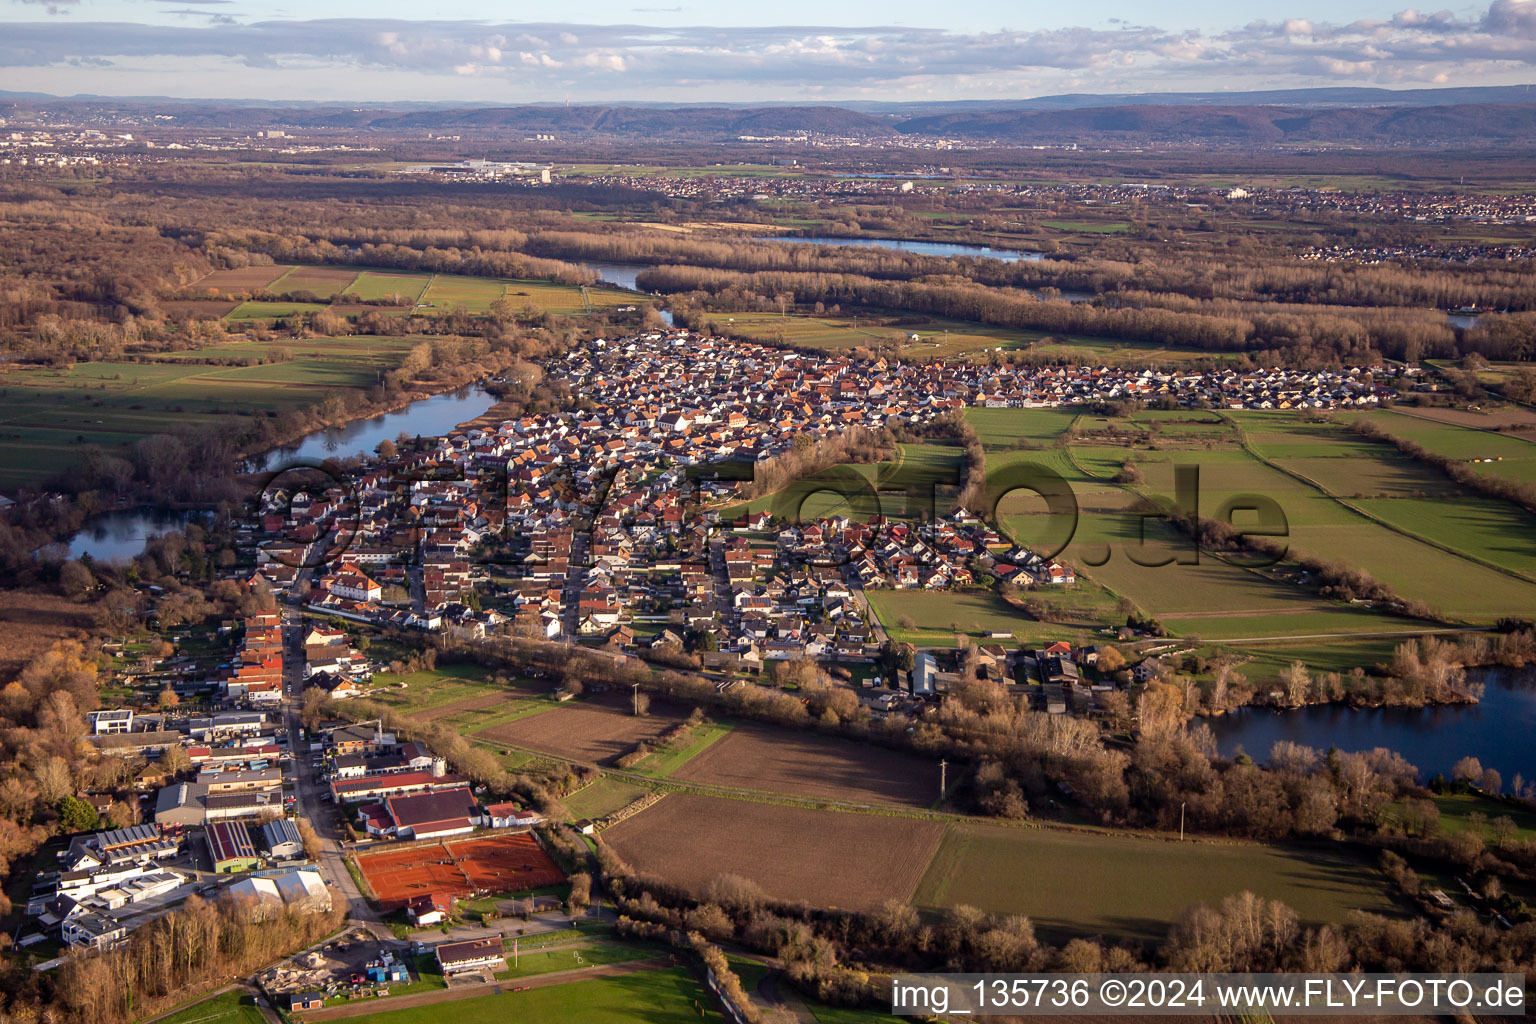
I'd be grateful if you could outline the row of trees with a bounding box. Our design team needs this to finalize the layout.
[1350,417,1536,512]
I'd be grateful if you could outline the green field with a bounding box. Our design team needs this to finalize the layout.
[227,300,329,320]
[155,990,268,1024]
[494,941,653,980]
[1412,792,1536,841]
[977,409,1536,632]
[1041,219,1132,234]
[349,270,434,303]
[866,589,1033,646]
[914,824,1398,941]
[365,663,504,710]
[0,337,421,487]
[735,441,965,522]
[214,266,637,320]
[564,777,656,819]
[719,309,1221,364]
[1352,409,1536,484]
[629,721,735,777]
[713,310,1042,359]
[417,276,636,315]
[1221,637,1400,676]
[962,407,1083,448]
[353,968,722,1024]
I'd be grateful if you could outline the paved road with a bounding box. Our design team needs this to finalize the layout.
[845,574,889,647]
[280,608,390,942]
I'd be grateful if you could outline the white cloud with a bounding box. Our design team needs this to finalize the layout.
[1,4,1533,99]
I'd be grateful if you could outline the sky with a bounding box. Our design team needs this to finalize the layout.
[2,0,1535,103]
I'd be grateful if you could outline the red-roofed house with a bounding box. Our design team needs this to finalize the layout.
[407,892,455,927]
[382,785,480,840]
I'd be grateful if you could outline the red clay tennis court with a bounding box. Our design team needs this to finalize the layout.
[356,833,566,910]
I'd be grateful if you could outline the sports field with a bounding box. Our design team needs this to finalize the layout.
[349,270,434,303]
[350,968,723,1024]
[190,264,638,320]
[157,991,267,1024]
[913,823,1398,941]
[355,833,565,911]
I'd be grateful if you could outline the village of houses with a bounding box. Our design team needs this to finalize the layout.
[244,330,1394,691]
[12,329,1407,1003]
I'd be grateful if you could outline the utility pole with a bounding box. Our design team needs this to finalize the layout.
[1179,801,1186,841]
[939,759,947,800]
[632,681,640,716]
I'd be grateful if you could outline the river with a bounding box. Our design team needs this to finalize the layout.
[1206,667,1536,783]
[249,385,497,468]
[764,235,1046,263]
[66,386,501,560]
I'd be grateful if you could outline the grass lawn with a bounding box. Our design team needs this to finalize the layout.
[1222,637,1403,680]
[971,411,1536,631]
[1421,792,1536,841]
[349,270,434,302]
[962,407,1080,448]
[494,941,654,980]
[1041,219,1131,234]
[367,664,502,709]
[352,967,722,1024]
[271,266,362,297]
[1351,409,1536,484]
[914,823,1398,942]
[501,923,609,949]
[725,954,770,991]
[866,589,1033,644]
[731,440,964,523]
[808,1005,900,1024]
[154,990,268,1024]
[629,721,735,777]
[1350,495,1536,581]
[227,300,329,319]
[563,777,655,819]
[1026,335,1233,365]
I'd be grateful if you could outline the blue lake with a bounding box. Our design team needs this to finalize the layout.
[1206,667,1536,784]
[64,508,208,561]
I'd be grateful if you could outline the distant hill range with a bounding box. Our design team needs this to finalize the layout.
[891,102,1536,146]
[5,84,1536,146]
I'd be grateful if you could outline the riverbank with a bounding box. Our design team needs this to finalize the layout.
[238,376,490,469]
